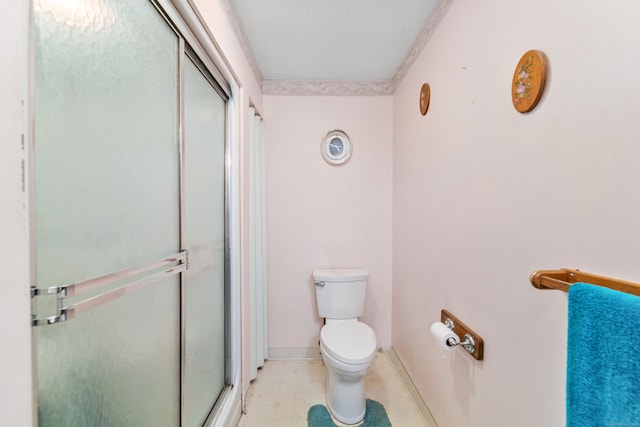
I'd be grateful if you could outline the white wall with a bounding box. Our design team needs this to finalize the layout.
[264,95,393,351]
[392,1,640,426]
[0,1,32,425]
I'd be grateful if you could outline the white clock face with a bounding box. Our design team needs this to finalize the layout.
[321,130,351,165]
[329,137,344,157]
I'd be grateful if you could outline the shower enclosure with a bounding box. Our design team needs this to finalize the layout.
[31,0,232,425]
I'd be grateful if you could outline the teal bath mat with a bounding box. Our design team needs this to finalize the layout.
[308,399,391,427]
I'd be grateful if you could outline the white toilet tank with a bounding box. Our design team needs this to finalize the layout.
[313,269,369,319]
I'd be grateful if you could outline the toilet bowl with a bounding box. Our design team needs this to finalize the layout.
[320,320,377,424]
[312,269,377,425]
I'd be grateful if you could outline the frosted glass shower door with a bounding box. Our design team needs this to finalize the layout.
[183,54,228,427]
[33,0,181,425]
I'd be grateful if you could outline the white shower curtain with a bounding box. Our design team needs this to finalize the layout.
[249,107,268,380]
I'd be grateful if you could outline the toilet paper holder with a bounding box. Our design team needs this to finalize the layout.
[441,309,484,361]
[443,318,476,353]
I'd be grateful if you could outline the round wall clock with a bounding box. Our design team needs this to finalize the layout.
[512,50,547,113]
[321,130,352,166]
[419,83,430,116]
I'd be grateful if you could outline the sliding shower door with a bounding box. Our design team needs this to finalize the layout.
[183,53,228,426]
[32,0,229,425]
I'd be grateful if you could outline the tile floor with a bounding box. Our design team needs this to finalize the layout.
[237,351,429,426]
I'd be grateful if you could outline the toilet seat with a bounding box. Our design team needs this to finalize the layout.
[320,321,376,364]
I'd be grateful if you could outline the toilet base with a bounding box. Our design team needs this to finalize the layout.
[318,320,376,425]
[322,353,369,425]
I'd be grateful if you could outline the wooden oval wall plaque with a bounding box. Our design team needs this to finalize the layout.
[512,50,547,113]
[419,83,430,116]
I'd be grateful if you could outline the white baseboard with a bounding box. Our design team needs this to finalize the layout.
[267,347,322,360]
[385,347,439,427]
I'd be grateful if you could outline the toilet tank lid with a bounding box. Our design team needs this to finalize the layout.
[313,269,369,282]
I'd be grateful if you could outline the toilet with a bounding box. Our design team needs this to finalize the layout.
[312,269,377,425]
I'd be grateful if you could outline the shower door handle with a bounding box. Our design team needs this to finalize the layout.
[31,251,188,326]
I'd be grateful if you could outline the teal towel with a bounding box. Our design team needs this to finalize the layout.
[567,283,640,427]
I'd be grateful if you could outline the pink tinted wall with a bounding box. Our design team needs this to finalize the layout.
[392,0,640,426]
[264,95,393,351]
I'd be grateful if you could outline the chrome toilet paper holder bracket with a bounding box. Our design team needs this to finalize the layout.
[441,309,484,361]
[443,318,476,353]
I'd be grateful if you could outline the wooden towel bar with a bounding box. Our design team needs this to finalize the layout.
[530,268,640,297]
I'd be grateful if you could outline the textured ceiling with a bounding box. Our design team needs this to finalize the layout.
[228,0,443,82]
